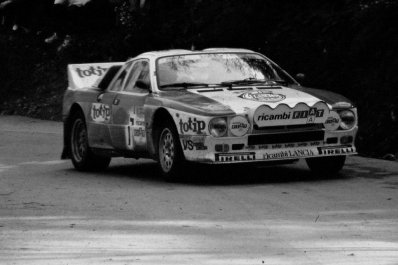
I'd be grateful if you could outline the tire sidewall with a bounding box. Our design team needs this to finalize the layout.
[157,120,184,180]
[69,113,89,170]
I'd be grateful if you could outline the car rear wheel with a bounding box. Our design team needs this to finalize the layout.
[157,120,184,181]
[306,156,346,176]
[69,112,111,171]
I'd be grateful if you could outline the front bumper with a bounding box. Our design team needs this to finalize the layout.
[180,127,358,164]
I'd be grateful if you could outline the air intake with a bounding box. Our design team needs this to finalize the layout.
[248,130,324,145]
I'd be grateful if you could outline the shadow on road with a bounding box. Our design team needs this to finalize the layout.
[60,159,352,186]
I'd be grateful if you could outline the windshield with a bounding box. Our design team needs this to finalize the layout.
[156,53,295,89]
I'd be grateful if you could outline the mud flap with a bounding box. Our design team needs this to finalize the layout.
[61,147,69,159]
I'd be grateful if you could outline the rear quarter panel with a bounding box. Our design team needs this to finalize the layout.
[63,87,113,151]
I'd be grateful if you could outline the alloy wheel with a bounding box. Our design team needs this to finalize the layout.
[159,128,175,173]
[71,119,87,163]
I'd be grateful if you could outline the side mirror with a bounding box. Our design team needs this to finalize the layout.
[135,79,150,90]
[295,73,305,82]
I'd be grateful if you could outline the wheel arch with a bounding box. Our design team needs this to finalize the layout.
[61,103,85,159]
[149,107,183,159]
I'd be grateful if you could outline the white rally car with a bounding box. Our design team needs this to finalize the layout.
[61,48,358,180]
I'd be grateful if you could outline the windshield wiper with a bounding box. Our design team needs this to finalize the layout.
[221,78,288,87]
[269,79,288,86]
[221,78,272,86]
[159,82,210,89]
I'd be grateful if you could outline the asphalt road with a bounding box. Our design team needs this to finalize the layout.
[0,115,397,265]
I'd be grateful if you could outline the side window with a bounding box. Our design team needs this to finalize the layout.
[108,62,132,91]
[97,65,122,90]
[137,61,150,88]
[124,60,151,92]
[124,62,142,92]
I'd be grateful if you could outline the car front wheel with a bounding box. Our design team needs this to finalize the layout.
[306,156,346,176]
[157,121,184,181]
[69,112,111,171]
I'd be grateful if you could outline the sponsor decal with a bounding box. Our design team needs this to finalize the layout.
[257,108,324,121]
[318,146,355,155]
[69,63,123,89]
[134,128,146,137]
[127,122,146,149]
[239,91,286,102]
[215,152,256,162]
[271,143,308,148]
[324,111,341,131]
[75,66,108,78]
[194,143,207,150]
[254,102,329,127]
[132,106,144,116]
[263,149,315,160]
[135,120,146,126]
[261,142,321,150]
[127,108,146,149]
[229,116,250,137]
[181,135,208,151]
[91,103,111,122]
[257,112,291,121]
[258,142,321,150]
[266,142,321,149]
[182,139,208,151]
[129,107,145,126]
[179,117,206,134]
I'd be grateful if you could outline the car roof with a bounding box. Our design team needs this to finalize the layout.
[131,48,257,61]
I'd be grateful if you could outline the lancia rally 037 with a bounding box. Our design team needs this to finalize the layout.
[61,48,358,180]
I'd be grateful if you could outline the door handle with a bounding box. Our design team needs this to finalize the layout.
[97,93,104,102]
[113,98,120,105]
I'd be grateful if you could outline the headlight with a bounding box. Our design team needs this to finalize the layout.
[209,117,227,137]
[339,110,356,130]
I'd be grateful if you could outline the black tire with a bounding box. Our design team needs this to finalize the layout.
[157,119,184,181]
[69,112,111,171]
[306,156,346,176]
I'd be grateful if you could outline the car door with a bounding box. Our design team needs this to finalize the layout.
[88,62,133,149]
[108,59,152,153]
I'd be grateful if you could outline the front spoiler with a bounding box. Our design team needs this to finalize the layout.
[186,145,357,164]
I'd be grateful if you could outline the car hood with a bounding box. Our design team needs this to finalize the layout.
[158,85,353,115]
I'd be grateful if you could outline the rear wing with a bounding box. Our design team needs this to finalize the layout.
[67,62,124,90]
